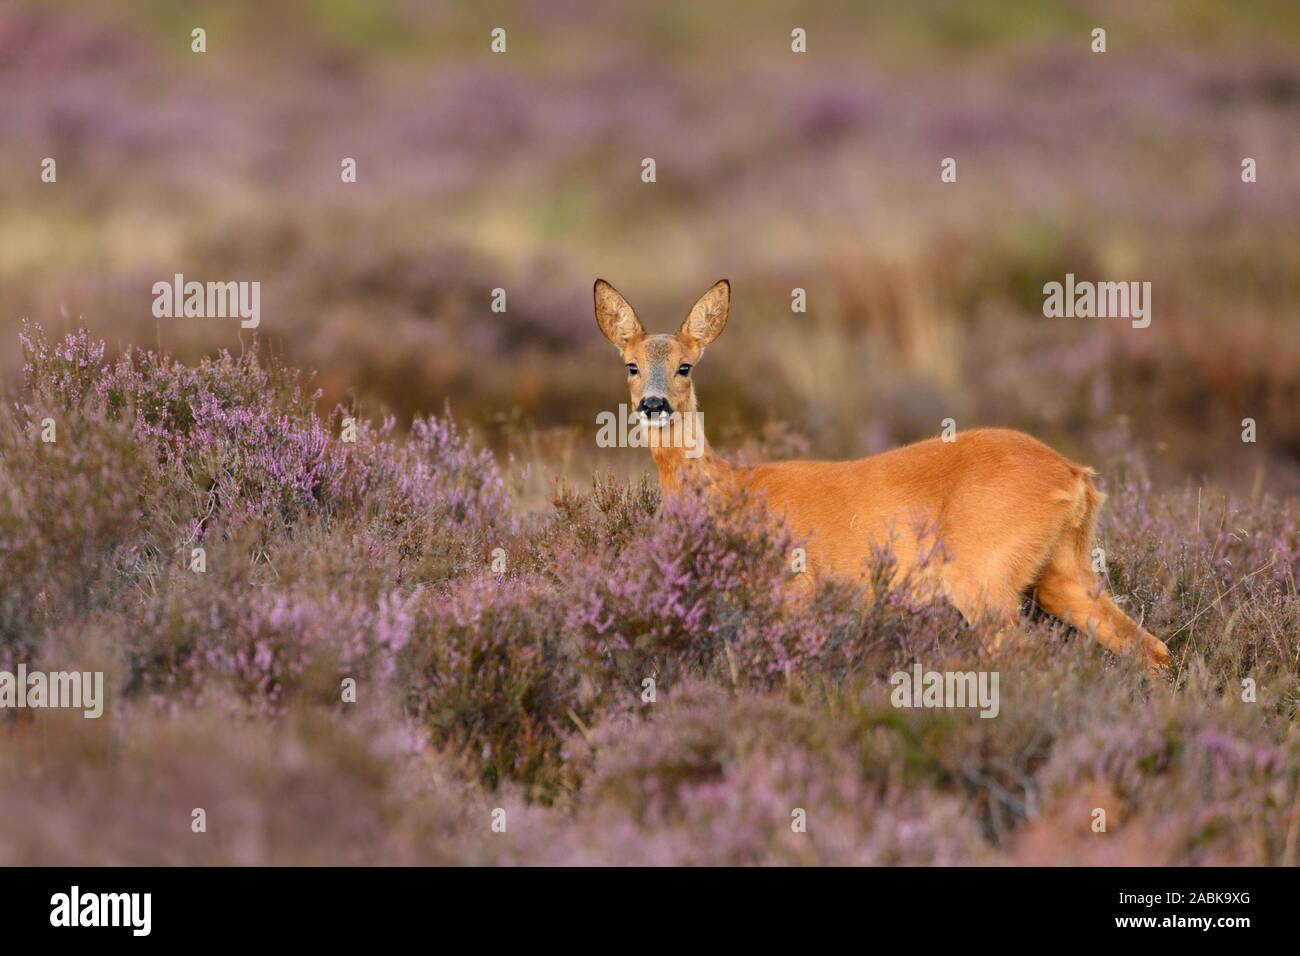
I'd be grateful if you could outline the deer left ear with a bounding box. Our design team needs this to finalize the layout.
[679,279,729,348]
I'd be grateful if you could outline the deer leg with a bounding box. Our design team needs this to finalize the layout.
[1034,551,1170,671]
[942,578,1023,654]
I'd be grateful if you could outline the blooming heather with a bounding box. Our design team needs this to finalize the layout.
[1,324,1296,863]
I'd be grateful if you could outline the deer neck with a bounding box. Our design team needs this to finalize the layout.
[646,395,733,494]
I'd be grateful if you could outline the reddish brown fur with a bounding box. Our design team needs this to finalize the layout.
[594,279,1171,670]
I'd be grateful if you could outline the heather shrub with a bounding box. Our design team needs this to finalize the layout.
[799,552,971,684]
[130,359,333,531]
[560,681,989,865]
[829,638,1145,845]
[402,573,586,802]
[0,696,496,866]
[131,549,414,714]
[3,321,1297,864]
[338,413,516,584]
[0,402,160,659]
[562,482,818,692]
[17,324,342,551]
[19,323,514,562]
[546,472,662,558]
[7,325,516,710]
[1098,465,1300,679]
[1027,674,1299,864]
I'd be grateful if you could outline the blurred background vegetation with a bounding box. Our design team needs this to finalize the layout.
[3,0,1299,501]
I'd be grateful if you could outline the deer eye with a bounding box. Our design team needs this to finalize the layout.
[626,364,638,376]
[677,364,692,376]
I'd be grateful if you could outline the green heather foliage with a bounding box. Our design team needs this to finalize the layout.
[0,326,1296,863]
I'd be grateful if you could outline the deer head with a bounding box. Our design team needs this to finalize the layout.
[594,278,728,419]
[593,278,730,491]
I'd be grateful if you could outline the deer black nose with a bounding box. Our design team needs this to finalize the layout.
[638,396,671,416]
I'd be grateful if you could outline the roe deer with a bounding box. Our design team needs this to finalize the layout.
[594,278,1172,671]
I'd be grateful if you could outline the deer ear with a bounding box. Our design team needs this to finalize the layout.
[594,279,644,349]
[679,279,729,348]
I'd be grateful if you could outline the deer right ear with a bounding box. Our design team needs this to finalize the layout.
[594,280,644,349]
